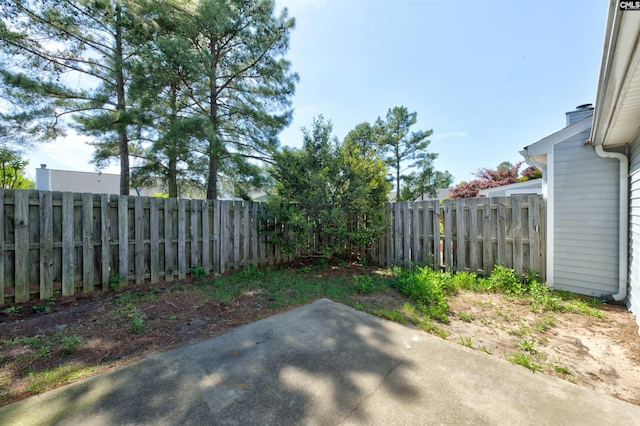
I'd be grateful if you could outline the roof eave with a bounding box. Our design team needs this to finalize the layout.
[591,1,640,147]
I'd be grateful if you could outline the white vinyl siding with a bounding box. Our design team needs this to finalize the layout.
[628,134,640,327]
[552,131,620,296]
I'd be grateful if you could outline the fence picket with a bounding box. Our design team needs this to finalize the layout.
[164,197,174,281]
[62,192,75,296]
[177,199,187,280]
[412,202,420,265]
[100,195,109,290]
[82,193,94,292]
[150,197,160,283]
[117,196,128,286]
[0,190,4,302]
[469,198,478,272]
[14,190,29,302]
[134,197,144,285]
[202,200,211,273]
[39,191,53,299]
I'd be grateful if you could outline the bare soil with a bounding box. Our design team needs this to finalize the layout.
[1,265,640,407]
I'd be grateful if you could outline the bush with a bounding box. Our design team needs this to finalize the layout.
[261,116,391,258]
[392,266,451,322]
[487,265,524,295]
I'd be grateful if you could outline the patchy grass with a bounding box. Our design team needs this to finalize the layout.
[1,261,637,408]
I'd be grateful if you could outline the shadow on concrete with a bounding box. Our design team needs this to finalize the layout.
[0,299,420,425]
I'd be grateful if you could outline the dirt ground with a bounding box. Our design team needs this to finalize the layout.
[1,266,640,408]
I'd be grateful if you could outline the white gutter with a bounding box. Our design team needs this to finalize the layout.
[595,145,629,301]
[519,153,550,286]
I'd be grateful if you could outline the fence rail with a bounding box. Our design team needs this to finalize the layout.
[1,189,545,305]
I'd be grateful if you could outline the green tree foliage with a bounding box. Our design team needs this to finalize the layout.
[0,146,34,189]
[375,106,449,200]
[262,116,391,257]
[172,0,297,200]
[125,8,206,198]
[1,0,296,199]
[402,168,454,201]
[0,0,152,195]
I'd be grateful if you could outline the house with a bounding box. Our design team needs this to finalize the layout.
[414,187,453,201]
[521,2,640,329]
[478,179,543,198]
[35,164,161,196]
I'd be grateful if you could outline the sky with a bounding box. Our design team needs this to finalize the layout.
[25,0,610,185]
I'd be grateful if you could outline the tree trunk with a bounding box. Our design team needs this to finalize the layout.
[206,36,218,200]
[115,3,129,195]
[167,82,178,198]
[395,163,401,201]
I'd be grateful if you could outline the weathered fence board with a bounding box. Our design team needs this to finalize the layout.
[379,196,546,279]
[0,190,546,305]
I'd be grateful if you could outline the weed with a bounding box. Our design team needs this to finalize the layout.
[190,266,206,281]
[457,311,475,323]
[377,309,407,324]
[168,315,177,321]
[509,326,532,338]
[352,275,375,295]
[109,272,124,291]
[554,365,571,374]
[437,329,449,339]
[535,317,556,332]
[61,336,82,354]
[129,308,146,334]
[25,364,98,395]
[33,303,51,314]
[452,271,477,290]
[241,265,264,279]
[563,299,605,318]
[479,346,493,355]
[26,336,42,348]
[8,306,22,315]
[391,266,451,321]
[3,338,20,348]
[39,345,52,359]
[420,320,439,334]
[488,265,524,295]
[459,336,473,348]
[520,339,537,354]
[507,352,541,372]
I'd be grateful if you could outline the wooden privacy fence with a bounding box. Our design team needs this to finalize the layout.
[1,189,546,305]
[368,196,546,280]
[0,189,292,305]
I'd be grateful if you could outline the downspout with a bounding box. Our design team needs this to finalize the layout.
[595,145,628,301]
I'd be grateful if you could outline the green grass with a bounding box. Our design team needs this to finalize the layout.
[25,364,98,395]
[507,352,542,372]
[457,311,475,323]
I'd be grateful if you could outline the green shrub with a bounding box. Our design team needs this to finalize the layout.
[392,266,451,321]
[488,265,523,295]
